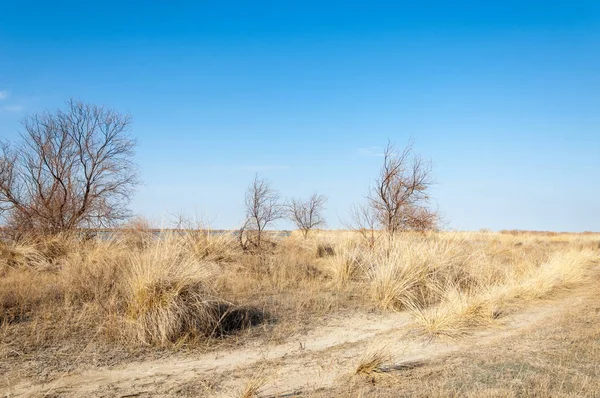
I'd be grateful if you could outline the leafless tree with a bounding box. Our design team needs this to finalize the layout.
[348,202,379,249]
[169,211,219,243]
[287,193,327,238]
[239,174,284,250]
[0,99,139,233]
[369,140,437,235]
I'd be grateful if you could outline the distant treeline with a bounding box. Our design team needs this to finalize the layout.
[497,230,599,235]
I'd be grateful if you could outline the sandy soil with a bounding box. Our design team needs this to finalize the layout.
[3,285,587,398]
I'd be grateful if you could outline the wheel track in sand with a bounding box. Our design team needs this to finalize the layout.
[5,274,597,397]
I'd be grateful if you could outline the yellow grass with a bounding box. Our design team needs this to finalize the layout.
[236,376,267,398]
[404,246,597,338]
[312,283,600,397]
[0,229,598,356]
[355,347,392,376]
[122,236,224,344]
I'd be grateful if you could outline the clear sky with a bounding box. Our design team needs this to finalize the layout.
[1,1,599,231]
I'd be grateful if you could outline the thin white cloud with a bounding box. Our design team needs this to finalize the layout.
[2,105,25,112]
[357,147,385,157]
[0,90,8,100]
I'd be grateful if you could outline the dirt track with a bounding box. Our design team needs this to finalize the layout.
[4,287,586,398]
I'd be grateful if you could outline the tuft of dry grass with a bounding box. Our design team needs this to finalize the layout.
[122,235,224,345]
[325,240,362,288]
[236,376,267,398]
[0,237,47,273]
[407,292,496,339]
[355,347,392,377]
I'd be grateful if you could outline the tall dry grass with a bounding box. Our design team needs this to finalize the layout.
[122,236,225,344]
[347,231,599,337]
[0,228,598,357]
[0,231,250,352]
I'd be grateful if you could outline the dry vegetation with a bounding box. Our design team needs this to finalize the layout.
[1,228,599,396]
[1,96,596,398]
[313,269,600,398]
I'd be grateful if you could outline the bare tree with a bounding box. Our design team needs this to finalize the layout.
[240,174,284,250]
[348,202,379,249]
[368,140,437,235]
[0,99,139,233]
[287,193,327,238]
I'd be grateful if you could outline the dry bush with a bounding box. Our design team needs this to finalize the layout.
[122,236,224,345]
[212,234,354,331]
[33,232,78,264]
[480,248,597,304]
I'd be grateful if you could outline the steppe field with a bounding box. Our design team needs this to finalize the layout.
[1,229,599,397]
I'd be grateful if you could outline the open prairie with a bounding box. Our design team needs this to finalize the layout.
[2,1,599,396]
[1,229,599,397]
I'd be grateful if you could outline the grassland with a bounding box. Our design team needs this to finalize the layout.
[1,229,599,397]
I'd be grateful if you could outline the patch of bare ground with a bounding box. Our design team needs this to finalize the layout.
[310,281,600,398]
[5,274,599,398]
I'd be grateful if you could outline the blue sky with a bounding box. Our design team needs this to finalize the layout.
[1,1,599,231]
